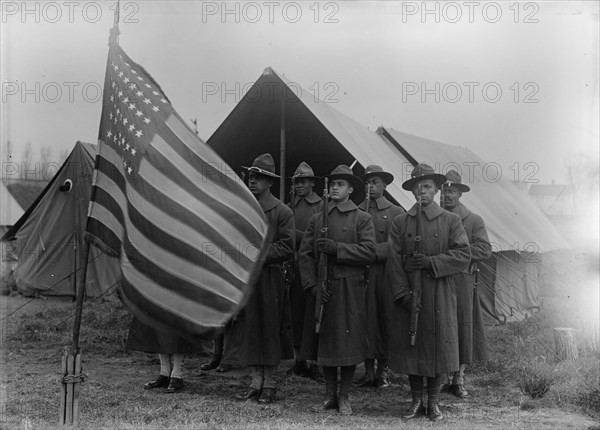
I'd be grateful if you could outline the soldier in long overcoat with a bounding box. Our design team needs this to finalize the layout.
[299,165,376,415]
[385,163,470,422]
[440,169,492,398]
[286,162,322,377]
[126,318,202,393]
[356,165,405,388]
[230,153,295,404]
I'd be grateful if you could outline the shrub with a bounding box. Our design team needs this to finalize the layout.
[516,356,556,399]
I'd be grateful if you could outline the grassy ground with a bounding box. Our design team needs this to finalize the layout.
[1,252,599,429]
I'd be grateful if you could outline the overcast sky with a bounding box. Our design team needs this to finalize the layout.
[2,1,598,185]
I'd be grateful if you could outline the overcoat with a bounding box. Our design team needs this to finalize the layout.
[449,203,492,363]
[125,317,203,354]
[287,191,323,348]
[385,202,470,377]
[358,196,405,359]
[298,199,376,366]
[225,192,295,366]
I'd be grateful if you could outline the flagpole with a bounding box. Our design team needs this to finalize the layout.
[62,4,121,424]
[279,95,286,199]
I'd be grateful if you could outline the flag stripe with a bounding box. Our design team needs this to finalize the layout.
[88,191,125,238]
[141,132,266,240]
[97,139,265,249]
[123,238,239,311]
[92,154,258,285]
[86,217,121,253]
[120,253,226,327]
[93,169,250,295]
[137,151,264,247]
[163,114,250,195]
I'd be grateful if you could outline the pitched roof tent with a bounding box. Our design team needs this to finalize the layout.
[2,142,120,298]
[208,67,568,253]
[207,66,571,323]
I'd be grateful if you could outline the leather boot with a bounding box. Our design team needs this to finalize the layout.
[338,395,353,416]
[144,374,170,389]
[166,377,184,393]
[322,366,338,410]
[428,401,444,422]
[323,391,338,410]
[375,366,390,388]
[200,355,222,371]
[450,371,468,398]
[402,399,426,419]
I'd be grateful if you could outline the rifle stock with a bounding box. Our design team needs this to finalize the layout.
[409,183,423,346]
[363,182,371,293]
[315,178,329,334]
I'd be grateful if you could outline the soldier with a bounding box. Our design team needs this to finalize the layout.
[440,169,492,398]
[385,163,470,422]
[356,165,405,388]
[127,318,201,393]
[299,165,376,415]
[230,153,295,404]
[287,162,322,377]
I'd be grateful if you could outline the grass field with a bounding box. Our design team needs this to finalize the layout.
[1,251,599,429]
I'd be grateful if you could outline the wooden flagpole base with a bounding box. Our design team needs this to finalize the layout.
[60,346,84,425]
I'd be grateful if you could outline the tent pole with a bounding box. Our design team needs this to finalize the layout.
[279,96,286,200]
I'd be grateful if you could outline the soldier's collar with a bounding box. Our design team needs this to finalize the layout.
[374,196,393,210]
[294,191,321,206]
[407,201,444,220]
[359,196,391,210]
[453,202,471,220]
[329,199,357,213]
[258,192,281,212]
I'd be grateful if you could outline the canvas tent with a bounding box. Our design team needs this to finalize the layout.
[378,127,570,322]
[207,67,570,323]
[1,142,120,298]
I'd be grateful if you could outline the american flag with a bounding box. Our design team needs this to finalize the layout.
[86,43,269,335]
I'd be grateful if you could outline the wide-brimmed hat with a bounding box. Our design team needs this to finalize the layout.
[328,165,362,190]
[361,165,394,185]
[242,153,280,178]
[290,161,318,181]
[402,163,447,191]
[443,169,470,192]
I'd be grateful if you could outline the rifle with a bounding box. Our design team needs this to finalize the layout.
[439,182,445,209]
[363,180,371,290]
[314,177,329,334]
[409,183,423,347]
[283,178,296,288]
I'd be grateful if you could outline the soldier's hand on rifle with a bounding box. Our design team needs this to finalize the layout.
[317,238,337,255]
[310,285,317,296]
[400,294,421,311]
[403,253,432,271]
